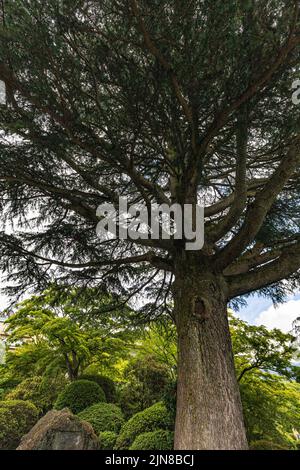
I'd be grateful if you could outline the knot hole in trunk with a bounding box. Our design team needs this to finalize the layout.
[193,297,210,323]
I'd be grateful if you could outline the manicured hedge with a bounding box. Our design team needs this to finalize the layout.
[119,356,171,418]
[130,429,174,450]
[0,400,39,449]
[7,376,67,413]
[78,402,124,434]
[0,408,19,450]
[80,375,117,402]
[99,431,118,450]
[115,402,173,450]
[55,380,106,414]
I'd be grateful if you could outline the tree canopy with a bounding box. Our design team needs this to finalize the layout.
[4,287,137,380]
[0,0,299,308]
[230,314,297,381]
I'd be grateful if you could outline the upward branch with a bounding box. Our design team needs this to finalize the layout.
[216,136,300,270]
[228,239,300,298]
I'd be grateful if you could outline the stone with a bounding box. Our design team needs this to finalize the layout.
[17,408,100,450]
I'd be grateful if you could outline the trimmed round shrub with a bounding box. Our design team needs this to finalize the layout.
[115,402,173,450]
[6,375,67,414]
[99,431,118,450]
[55,380,106,414]
[80,375,117,402]
[0,408,19,450]
[130,430,174,450]
[119,356,171,418]
[250,440,290,450]
[78,402,124,434]
[0,400,39,449]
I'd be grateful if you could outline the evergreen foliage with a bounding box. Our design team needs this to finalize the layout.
[115,402,173,450]
[0,400,39,449]
[99,431,118,450]
[80,375,117,403]
[6,376,66,414]
[55,380,106,414]
[78,402,124,434]
[129,429,174,450]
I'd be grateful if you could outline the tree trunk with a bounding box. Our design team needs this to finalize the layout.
[173,261,248,450]
[65,354,79,381]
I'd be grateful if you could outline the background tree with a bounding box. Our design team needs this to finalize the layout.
[136,322,177,378]
[1,295,300,449]
[240,371,300,449]
[0,0,300,449]
[230,314,296,382]
[5,287,137,380]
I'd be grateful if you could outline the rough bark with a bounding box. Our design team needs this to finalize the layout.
[173,260,248,450]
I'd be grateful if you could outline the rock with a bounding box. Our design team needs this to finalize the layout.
[17,408,100,450]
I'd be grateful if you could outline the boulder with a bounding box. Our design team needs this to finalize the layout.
[17,408,100,450]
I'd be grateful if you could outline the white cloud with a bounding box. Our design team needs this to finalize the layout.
[255,299,300,333]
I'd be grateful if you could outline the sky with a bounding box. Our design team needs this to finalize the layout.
[236,292,300,333]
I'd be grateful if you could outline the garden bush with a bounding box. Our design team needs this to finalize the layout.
[162,380,177,422]
[99,431,118,450]
[6,375,67,414]
[129,429,174,450]
[0,376,21,396]
[78,402,124,434]
[80,375,117,402]
[250,440,290,450]
[0,400,39,449]
[55,379,106,414]
[115,402,173,450]
[119,356,171,418]
[0,408,19,450]
[118,381,144,418]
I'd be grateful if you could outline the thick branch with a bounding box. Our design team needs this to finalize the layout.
[215,136,300,270]
[4,238,173,272]
[204,179,267,218]
[227,241,300,298]
[209,109,248,241]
